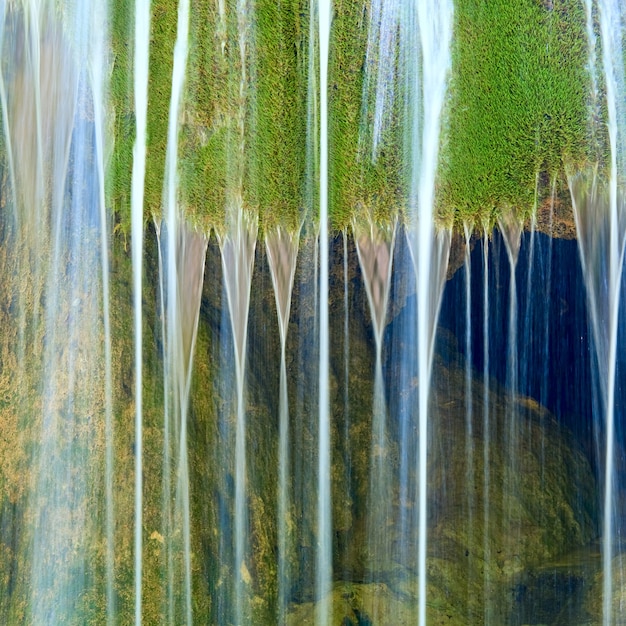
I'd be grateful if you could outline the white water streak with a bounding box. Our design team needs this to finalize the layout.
[354,218,397,583]
[407,223,451,626]
[571,174,626,626]
[409,4,453,617]
[497,211,522,405]
[584,2,626,620]
[162,0,192,620]
[317,0,331,623]
[482,228,491,623]
[408,6,454,607]
[463,221,474,579]
[87,0,114,620]
[0,2,18,227]
[131,0,150,621]
[362,0,400,160]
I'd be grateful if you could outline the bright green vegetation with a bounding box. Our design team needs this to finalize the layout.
[439,0,596,229]
[109,0,309,237]
[251,0,309,233]
[329,0,407,232]
[181,0,309,235]
[143,0,177,222]
[180,0,239,232]
[108,0,134,234]
[107,0,600,236]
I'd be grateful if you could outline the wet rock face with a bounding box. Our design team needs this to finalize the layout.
[189,228,597,622]
[508,569,584,625]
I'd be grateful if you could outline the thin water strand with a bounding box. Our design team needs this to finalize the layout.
[317,0,332,623]
[407,226,451,626]
[482,227,492,623]
[131,0,150,621]
[599,8,626,620]
[265,225,301,621]
[361,0,400,161]
[162,0,192,618]
[407,0,454,617]
[86,1,114,618]
[497,211,523,534]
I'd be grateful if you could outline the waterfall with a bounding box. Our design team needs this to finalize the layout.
[571,173,626,626]
[0,3,111,622]
[361,0,400,161]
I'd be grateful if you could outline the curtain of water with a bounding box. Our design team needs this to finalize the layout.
[360,0,400,161]
[265,225,300,621]
[407,225,451,624]
[571,173,626,626]
[88,0,115,618]
[159,0,197,621]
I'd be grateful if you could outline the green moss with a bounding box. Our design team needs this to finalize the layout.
[179,0,232,231]
[439,0,595,228]
[180,1,309,235]
[251,0,308,234]
[329,0,406,232]
[108,0,178,231]
[145,1,177,221]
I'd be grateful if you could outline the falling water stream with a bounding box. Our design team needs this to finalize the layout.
[406,1,454,619]
[497,210,523,545]
[131,0,150,621]
[571,172,626,626]
[482,227,492,624]
[159,0,198,622]
[265,225,300,620]
[317,1,331,624]
[353,217,396,589]
[0,3,116,623]
[2,1,626,624]
[463,219,474,600]
[218,210,258,626]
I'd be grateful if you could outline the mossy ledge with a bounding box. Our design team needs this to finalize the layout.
[106,0,605,238]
